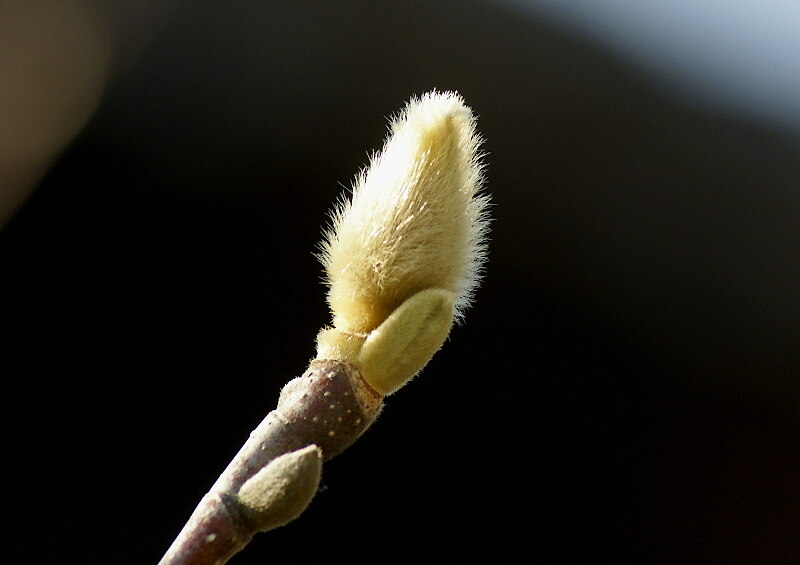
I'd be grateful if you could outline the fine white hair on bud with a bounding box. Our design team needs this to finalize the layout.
[315,90,490,395]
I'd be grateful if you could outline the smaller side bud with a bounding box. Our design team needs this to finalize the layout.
[236,445,323,532]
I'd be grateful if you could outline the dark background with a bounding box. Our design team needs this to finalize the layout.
[3,1,799,563]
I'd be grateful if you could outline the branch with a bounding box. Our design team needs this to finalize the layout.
[159,360,382,565]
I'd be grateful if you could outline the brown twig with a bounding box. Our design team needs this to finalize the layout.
[159,360,383,565]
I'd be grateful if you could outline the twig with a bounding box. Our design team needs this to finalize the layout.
[159,360,382,565]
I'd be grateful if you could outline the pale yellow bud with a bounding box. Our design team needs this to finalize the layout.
[316,90,489,394]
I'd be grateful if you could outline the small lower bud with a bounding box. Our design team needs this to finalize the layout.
[236,445,322,532]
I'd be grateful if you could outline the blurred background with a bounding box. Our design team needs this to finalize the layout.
[2,1,798,563]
